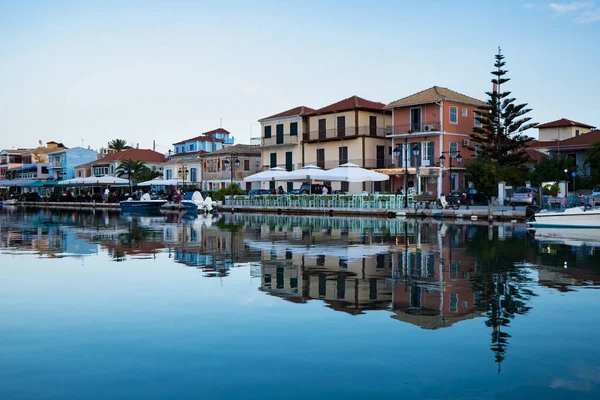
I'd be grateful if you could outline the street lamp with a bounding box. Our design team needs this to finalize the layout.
[439,151,463,195]
[179,166,189,190]
[128,168,134,196]
[393,142,421,208]
[223,157,240,186]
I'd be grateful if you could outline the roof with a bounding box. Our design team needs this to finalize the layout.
[524,149,548,164]
[546,129,600,150]
[48,146,90,154]
[164,157,202,165]
[90,148,165,164]
[173,128,229,145]
[258,106,316,122]
[201,144,260,157]
[0,148,31,155]
[169,150,208,158]
[307,95,388,116]
[74,160,95,169]
[536,118,595,129]
[386,86,486,108]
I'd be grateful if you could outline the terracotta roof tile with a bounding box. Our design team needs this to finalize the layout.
[173,128,229,145]
[545,129,600,149]
[258,106,316,122]
[307,95,388,115]
[386,86,486,108]
[91,148,165,164]
[536,118,595,129]
[170,150,208,158]
[524,148,548,164]
[200,144,260,157]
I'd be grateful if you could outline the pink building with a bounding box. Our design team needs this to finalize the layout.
[380,86,486,196]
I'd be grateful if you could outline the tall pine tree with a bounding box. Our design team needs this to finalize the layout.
[471,48,536,166]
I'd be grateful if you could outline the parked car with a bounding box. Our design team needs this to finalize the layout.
[288,189,302,195]
[511,187,539,206]
[299,183,325,194]
[449,188,489,205]
[591,185,600,205]
[247,189,271,196]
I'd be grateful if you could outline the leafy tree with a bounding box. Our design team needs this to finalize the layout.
[213,183,246,202]
[136,166,162,183]
[108,139,130,152]
[470,48,536,167]
[585,141,600,179]
[529,154,575,186]
[466,160,526,197]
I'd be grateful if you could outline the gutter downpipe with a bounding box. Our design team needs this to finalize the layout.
[436,99,444,197]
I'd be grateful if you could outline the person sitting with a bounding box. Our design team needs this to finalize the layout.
[277,186,285,195]
[322,186,329,195]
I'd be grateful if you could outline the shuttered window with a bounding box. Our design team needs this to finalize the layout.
[276,124,284,144]
[264,126,271,139]
[270,153,277,168]
[290,122,298,136]
[316,149,325,169]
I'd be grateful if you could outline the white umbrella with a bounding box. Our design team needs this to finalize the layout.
[319,163,389,183]
[244,167,290,182]
[138,178,185,186]
[284,165,329,181]
[79,175,130,185]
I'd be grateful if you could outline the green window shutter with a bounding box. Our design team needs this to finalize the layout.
[264,126,271,139]
[290,122,298,136]
[287,182,294,192]
[276,124,284,144]
[270,153,277,168]
[428,142,434,162]
[285,151,293,171]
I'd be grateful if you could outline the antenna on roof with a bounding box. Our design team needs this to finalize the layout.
[220,118,222,128]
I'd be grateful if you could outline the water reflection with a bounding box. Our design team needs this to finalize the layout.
[1,208,600,373]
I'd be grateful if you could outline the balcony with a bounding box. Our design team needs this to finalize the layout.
[389,122,442,136]
[302,126,389,142]
[252,135,299,148]
[297,158,396,170]
[203,170,255,181]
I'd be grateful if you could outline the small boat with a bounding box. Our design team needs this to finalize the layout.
[120,193,167,213]
[2,199,17,205]
[180,191,219,214]
[529,206,600,228]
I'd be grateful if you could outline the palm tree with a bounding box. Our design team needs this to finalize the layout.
[136,166,163,182]
[108,139,130,152]
[115,159,146,194]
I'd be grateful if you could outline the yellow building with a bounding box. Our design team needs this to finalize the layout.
[256,106,314,192]
[536,118,595,142]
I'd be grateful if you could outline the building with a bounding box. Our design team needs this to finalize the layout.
[0,149,31,180]
[199,144,261,191]
[172,128,234,157]
[382,86,486,196]
[536,118,595,142]
[162,157,203,187]
[74,148,165,178]
[544,129,600,177]
[302,95,392,193]
[47,147,98,180]
[256,106,314,192]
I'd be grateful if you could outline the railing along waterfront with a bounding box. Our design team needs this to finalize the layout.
[225,194,416,209]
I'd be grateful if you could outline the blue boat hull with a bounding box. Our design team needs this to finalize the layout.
[120,200,167,213]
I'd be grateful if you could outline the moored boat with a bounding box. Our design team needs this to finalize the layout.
[529,206,600,228]
[120,193,167,213]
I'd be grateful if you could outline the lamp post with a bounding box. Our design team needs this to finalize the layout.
[223,157,241,186]
[438,151,463,196]
[128,168,134,196]
[179,166,189,190]
[393,141,421,208]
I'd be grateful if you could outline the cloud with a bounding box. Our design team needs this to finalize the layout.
[548,1,600,23]
[549,1,595,13]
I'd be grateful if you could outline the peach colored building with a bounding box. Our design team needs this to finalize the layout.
[381,86,486,196]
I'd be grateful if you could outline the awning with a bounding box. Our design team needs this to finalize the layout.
[23,180,58,188]
[373,167,418,175]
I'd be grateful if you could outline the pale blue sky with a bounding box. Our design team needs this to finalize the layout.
[0,0,598,152]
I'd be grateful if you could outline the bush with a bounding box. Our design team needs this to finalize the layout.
[542,184,559,196]
[213,184,245,202]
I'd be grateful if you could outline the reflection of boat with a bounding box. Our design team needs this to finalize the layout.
[530,206,600,227]
[120,194,167,213]
[2,199,18,205]
[532,227,600,247]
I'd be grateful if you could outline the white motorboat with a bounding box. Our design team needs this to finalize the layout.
[120,193,167,214]
[180,191,218,214]
[529,206,600,228]
[2,199,18,205]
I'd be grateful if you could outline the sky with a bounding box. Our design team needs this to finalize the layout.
[0,0,599,153]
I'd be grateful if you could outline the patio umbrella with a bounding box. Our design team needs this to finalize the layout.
[243,167,290,182]
[79,175,130,185]
[284,165,329,181]
[319,163,389,183]
[137,178,185,186]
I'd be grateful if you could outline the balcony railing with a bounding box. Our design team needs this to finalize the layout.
[260,135,299,147]
[389,122,442,135]
[202,170,255,180]
[302,126,390,142]
[297,158,396,170]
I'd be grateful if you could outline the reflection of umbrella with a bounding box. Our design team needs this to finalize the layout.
[319,163,389,183]
[244,239,389,260]
[244,167,290,182]
[138,178,185,186]
[285,165,329,181]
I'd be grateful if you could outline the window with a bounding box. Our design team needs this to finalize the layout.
[475,144,482,158]
[462,108,468,117]
[449,293,458,313]
[264,126,271,139]
[285,151,293,172]
[422,141,434,166]
[449,106,458,124]
[190,168,197,182]
[337,116,345,137]
[269,153,277,168]
[244,159,250,171]
[166,169,172,179]
[474,110,482,127]
[318,119,326,139]
[188,143,195,152]
[369,116,377,136]
[276,267,284,289]
[338,147,348,165]
[208,160,214,172]
[449,142,458,157]
[341,181,349,192]
[276,124,284,145]
[410,108,422,132]
[576,129,580,136]
[290,122,298,136]
[450,261,459,279]
[337,276,346,299]
[316,149,325,169]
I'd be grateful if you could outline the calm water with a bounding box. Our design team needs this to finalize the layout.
[1,207,600,400]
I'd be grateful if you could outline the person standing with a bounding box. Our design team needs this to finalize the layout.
[104,188,110,203]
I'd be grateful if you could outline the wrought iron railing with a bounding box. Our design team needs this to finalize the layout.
[302,126,390,141]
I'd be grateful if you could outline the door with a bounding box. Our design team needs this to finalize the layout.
[410,108,422,132]
[337,116,345,137]
[316,149,325,169]
[376,146,385,168]
[338,147,348,165]
[318,119,326,140]
[276,124,284,145]
[270,153,277,168]
[285,151,293,172]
